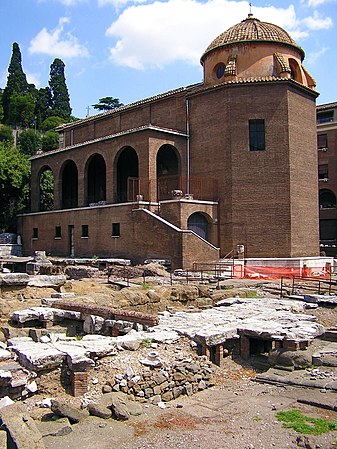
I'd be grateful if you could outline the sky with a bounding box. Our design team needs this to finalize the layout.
[1,0,336,119]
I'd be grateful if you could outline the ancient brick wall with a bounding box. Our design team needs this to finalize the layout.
[187,80,318,257]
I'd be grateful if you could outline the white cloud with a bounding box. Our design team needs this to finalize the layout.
[99,0,146,6]
[29,17,89,59]
[302,10,333,29]
[106,0,251,69]
[105,0,325,70]
[301,0,335,6]
[307,46,328,64]
[0,71,7,87]
[26,72,41,87]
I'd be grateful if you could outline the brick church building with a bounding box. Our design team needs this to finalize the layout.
[19,15,320,269]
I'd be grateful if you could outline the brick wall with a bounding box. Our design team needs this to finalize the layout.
[187,80,319,257]
[18,204,219,269]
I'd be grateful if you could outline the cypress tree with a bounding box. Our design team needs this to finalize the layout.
[49,58,72,120]
[2,43,29,124]
[35,87,53,129]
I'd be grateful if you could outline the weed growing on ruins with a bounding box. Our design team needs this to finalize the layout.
[142,338,152,347]
[276,409,337,435]
[142,282,149,289]
[245,291,258,298]
[253,415,261,422]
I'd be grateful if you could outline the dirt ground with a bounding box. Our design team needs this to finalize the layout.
[41,381,337,449]
[1,275,337,449]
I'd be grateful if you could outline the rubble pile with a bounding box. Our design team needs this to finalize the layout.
[110,355,215,404]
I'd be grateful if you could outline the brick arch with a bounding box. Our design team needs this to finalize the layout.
[84,153,107,205]
[289,58,303,84]
[156,144,181,201]
[187,212,212,241]
[115,146,139,203]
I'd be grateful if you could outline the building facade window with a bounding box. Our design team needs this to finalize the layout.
[319,189,336,209]
[317,110,334,124]
[318,164,328,181]
[215,63,225,79]
[32,228,39,239]
[112,223,120,237]
[317,134,328,150]
[81,225,89,238]
[55,226,62,238]
[249,119,265,151]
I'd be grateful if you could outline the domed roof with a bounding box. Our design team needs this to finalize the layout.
[201,16,304,61]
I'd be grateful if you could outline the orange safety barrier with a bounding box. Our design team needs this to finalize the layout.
[242,265,331,280]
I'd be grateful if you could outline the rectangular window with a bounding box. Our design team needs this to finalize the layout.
[81,225,89,238]
[317,134,328,150]
[112,223,120,237]
[317,110,334,124]
[55,226,62,238]
[32,228,38,239]
[318,164,328,181]
[249,119,265,151]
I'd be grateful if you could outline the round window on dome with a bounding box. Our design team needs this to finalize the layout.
[215,63,225,79]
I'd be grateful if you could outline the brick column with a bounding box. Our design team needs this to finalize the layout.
[72,371,89,397]
[240,335,250,360]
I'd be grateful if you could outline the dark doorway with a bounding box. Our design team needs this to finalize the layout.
[116,147,139,202]
[156,145,180,200]
[87,154,106,205]
[188,212,208,240]
[62,160,78,209]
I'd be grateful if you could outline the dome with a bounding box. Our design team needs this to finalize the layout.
[201,16,305,62]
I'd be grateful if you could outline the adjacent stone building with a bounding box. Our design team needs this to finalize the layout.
[18,15,320,269]
[317,102,337,255]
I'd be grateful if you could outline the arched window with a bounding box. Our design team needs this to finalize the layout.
[116,147,139,202]
[87,154,106,205]
[319,189,336,209]
[288,58,303,84]
[39,166,54,211]
[187,212,209,240]
[157,145,180,201]
[61,160,78,209]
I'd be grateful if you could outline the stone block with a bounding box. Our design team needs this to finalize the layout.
[51,399,89,423]
[37,417,72,437]
[0,429,7,447]
[0,403,44,449]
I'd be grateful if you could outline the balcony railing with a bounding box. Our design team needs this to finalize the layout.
[125,175,218,202]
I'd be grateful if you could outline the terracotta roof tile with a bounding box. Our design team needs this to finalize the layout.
[202,17,304,61]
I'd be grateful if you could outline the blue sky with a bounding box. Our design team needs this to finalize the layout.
[1,0,336,118]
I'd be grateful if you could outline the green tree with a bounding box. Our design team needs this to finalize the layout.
[92,96,124,112]
[0,125,14,144]
[41,130,59,151]
[49,58,71,120]
[41,115,65,131]
[8,93,35,128]
[2,43,30,124]
[34,87,52,129]
[0,141,30,231]
[17,129,41,156]
[40,170,54,211]
[0,92,4,123]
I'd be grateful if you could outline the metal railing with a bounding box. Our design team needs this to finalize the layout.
[280,274,337,297]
